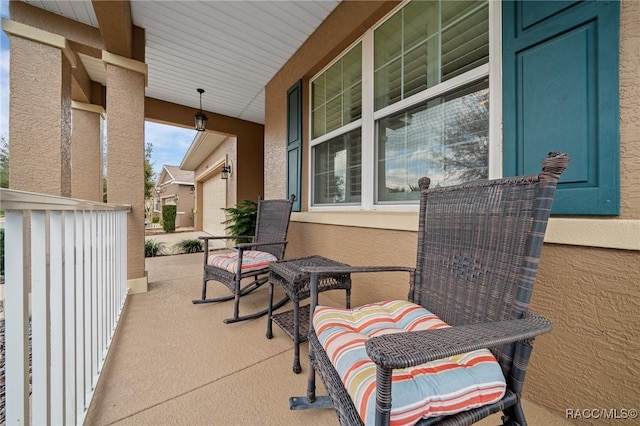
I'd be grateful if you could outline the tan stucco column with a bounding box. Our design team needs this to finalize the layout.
[104,54,148,292]
[4,20,74,196]
[71,102,104,201]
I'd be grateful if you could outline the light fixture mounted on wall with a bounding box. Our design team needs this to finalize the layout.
[221,164,232,180]
[194,88,208,131]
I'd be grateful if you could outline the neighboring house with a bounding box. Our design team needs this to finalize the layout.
[262,0,639,419]
[155,165,195,229]
[180,129,263,237]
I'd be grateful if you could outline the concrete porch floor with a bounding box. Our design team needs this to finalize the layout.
[84,249,572,425]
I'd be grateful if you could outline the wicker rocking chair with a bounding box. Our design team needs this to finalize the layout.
[291,152,568,425]
[192,196,294,323]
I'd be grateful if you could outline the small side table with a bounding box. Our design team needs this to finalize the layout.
[266,255,352,373]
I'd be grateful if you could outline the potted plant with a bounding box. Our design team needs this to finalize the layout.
[221,199,258,244]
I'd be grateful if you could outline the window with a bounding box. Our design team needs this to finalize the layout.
[313,128,362,205]
[374,1,488,110]
[312,44,362,139]
[377,80,489,203]
[310,0,492,208]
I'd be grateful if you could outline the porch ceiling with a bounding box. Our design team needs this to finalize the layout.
[21,0,340,124]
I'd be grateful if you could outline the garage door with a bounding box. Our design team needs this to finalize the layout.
[202,173,227,237]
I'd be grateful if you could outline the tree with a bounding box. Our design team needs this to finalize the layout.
[0,136,8,188]
[144,142,156,222]
[431,89,490,184]
[162,204,176,232]
[144,141,156,200]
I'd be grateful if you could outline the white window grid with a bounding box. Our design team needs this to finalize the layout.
[308,0,502,212]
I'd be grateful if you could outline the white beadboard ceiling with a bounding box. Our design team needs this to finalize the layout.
[21,0,340,124]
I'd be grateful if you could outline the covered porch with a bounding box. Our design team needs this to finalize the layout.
[2,0,639,424]
[84,250,570,425]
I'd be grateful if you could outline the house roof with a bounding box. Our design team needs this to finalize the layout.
[157,165,194,186]
[22,1,340,125]
[180,131,228,171]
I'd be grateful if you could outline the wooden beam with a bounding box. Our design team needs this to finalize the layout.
[71,57,92,103]
[92,0,133,58]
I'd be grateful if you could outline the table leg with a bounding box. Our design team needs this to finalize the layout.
[293,300,301,374]
[266,282,274,339]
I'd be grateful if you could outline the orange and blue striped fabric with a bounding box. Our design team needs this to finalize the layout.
[313,300,506,425]
[208,250,277,274]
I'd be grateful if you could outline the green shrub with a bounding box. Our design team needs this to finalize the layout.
[174,239,203,254]
[152,216,160,224]
[0,228,4,276]
[145,239,165,257]
[222,199,258,243]
[162,205,177,232]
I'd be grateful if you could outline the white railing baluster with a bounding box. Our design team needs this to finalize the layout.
[64,211,77,425]
[31,210,50,425]
[105,212,111,341]
[101,213,108,361]
[5,211,30,425]
[91,211,98,387]
[110,213,116,337]
[50,210,65,424]
[75,210,86,420]
[84,211,92,405]
[109,213,115,338]
[96,213,103,371]
[1,188,130,426]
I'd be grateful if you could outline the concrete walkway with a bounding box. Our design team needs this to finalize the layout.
[144,229,225,255]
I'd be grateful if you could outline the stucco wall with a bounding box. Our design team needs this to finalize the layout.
[193,137,237,212]
[106,64,146,280]
[619,0,640,220]
[286,223,417,303]
[528,245,639,418]
[9,36,72,196]
[71,108,102,201]
[264,0,640,421]
[162,183,195,229]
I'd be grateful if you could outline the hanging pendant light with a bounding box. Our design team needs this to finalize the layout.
[194,88,208,131]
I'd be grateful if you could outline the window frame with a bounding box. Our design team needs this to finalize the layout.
[308,0,502,212]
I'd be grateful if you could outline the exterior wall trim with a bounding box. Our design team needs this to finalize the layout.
[544,218,639,251]
[2,18,77,68]
[72,100,106,118]
[102,50,148,86]
[291,212,640,251]
[195,157,226,182]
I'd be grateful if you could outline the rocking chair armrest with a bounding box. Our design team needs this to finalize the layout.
[365,312,553,370]
[233,240,288,250]
[199,235,254,241]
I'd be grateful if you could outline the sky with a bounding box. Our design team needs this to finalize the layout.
[1,0,9,143]
[0,0,196,183]
[145,122,197,178]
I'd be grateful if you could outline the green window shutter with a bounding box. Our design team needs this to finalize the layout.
[502,0,620,215]
[287,79,303,211]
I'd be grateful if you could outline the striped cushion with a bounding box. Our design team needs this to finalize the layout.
[208,250,277,274]
[313,300,506,425]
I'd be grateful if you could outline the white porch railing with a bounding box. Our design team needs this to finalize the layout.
[1,188,130,425]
